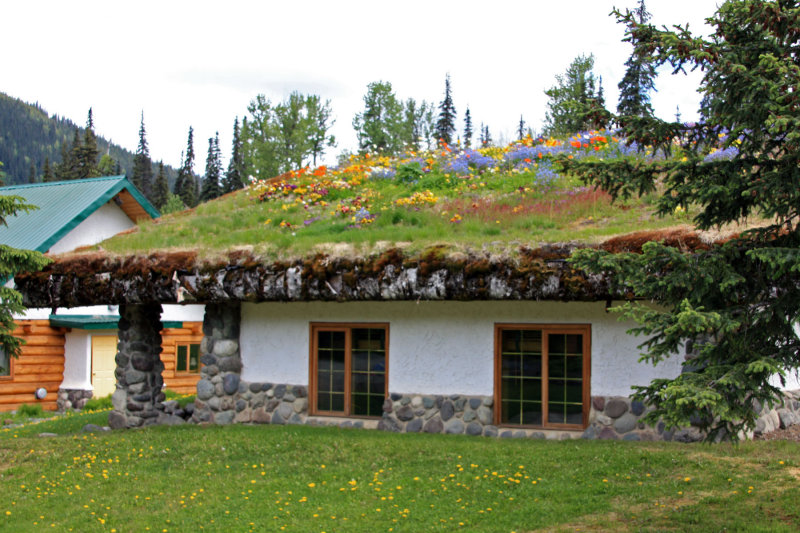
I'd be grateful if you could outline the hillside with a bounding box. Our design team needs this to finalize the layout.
[0,91,176,185]
[97,132,745,262]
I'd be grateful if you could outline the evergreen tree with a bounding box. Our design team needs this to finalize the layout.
[54,129,81,180]
[27,163,36,184]
[97,153,117,176]
[223,117,246,193]
[543,54,608,136]
[200,133,222,202]
[435,74,457,145]
[563,0,800,439]
[76,108,100,178]
[174,127,197,207]
[482,125,492,147]
[152,161,170,210]
[42,157,54,183]
[616,0,657,121]
[463,107,473,149]
[0,161,51,369]
[517,115,526,140]
[131,112,154,198]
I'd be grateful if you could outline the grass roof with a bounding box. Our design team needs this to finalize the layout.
[97,132,746,262]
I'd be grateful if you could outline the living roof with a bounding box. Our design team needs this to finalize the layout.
[0,176,159,253]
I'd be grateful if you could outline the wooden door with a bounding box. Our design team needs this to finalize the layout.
[91,335,118,398]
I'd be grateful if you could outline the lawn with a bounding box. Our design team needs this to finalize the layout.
[1,410,798,532]
[100,132,714,261]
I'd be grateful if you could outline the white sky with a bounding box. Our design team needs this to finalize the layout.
[1,0,720,171]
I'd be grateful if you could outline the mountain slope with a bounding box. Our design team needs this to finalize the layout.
[0,92,176,185]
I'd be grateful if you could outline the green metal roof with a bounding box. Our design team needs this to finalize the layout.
[48,314,183,330]
[0,176,160,253]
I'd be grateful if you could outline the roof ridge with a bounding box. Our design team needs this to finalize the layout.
[0,175,126,191]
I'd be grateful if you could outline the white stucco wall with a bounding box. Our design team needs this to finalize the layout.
[61,330,92,390]
[48,201,135,254]
[240,300,684,397]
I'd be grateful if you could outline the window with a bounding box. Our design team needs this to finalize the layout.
[310,323,388,418]
[0,346,10,379]
[176,343,200,373]
[494,324,590,429]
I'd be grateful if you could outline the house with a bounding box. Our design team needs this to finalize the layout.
[0,177,203,412]
[13,244,703,439]
[9,182,799,439]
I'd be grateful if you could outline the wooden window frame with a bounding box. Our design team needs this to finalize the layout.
[175,342,201,374]
[494,323,591,430]
[309,322,389,419]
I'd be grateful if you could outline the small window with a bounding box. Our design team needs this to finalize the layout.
[176,343,200,373]
[495,324,590,429]
[0,346,10,379]
[310,323,388,418]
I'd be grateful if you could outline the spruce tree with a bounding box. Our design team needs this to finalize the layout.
[463,107,473,149]
[200,133,222,202]
[131,112,154,199]
[77,108,100,178]
[42,157,55,183]
[616,0,657,121]
[55,129,82,180]
[563,0,800,439]
[223,117,245,193]
[482,125,492,147]
[27,163,36,184]
[517,116,526,140]
[152,161,170,210]
[174,127,197,207]
[435,74,457,145]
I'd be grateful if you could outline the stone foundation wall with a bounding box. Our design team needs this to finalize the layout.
[583,391,800,442]
[378,393,498,436]
[57,388,93,412]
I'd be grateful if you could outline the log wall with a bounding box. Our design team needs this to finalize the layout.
[0,320,65,412]
[160,322,204,394]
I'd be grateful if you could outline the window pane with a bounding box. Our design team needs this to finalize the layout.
[549,382,565,403]
[367,395,383,417]
[521,330,542,352]
[502,378,521,401]
[565,334,582,355]
[331,393,345,412]
[548,355,565,379]
[317,392,330,412]
[502,330,521,352]
[351,372,367,393]
[332,370,345,392]
[369,374,385,396]
[0,347,8,376]
[352,350,369,371]
[351,393,367,416]
[176,345,187,372]
[189,344,200,371]
[520,402,542,425]
[521,354,542,377]
[566,403,583,425]
[566,354,583,379]
[547,406,566,424]
[318,370,332,393]
[502,354,521,377]
[502,400,522,425]
[566,381,583,403]
[549,333,565,354]
[521,378,541,401]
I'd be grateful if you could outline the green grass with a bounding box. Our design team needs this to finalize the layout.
[98,138,708,261]
[1,411,798,532]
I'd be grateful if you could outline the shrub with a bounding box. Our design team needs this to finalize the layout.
[17,404,44,417]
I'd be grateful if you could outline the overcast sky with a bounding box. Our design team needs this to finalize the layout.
[2,0,720,171]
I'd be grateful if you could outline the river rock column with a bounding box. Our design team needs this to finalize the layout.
[192,303,242,425]
[109,303,165,429]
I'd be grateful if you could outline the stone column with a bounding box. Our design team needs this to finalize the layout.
[109,303,165,429]
[192,303,242,425]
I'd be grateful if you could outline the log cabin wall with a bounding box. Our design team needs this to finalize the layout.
[0,320,65,412]
[160,322,204,394]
